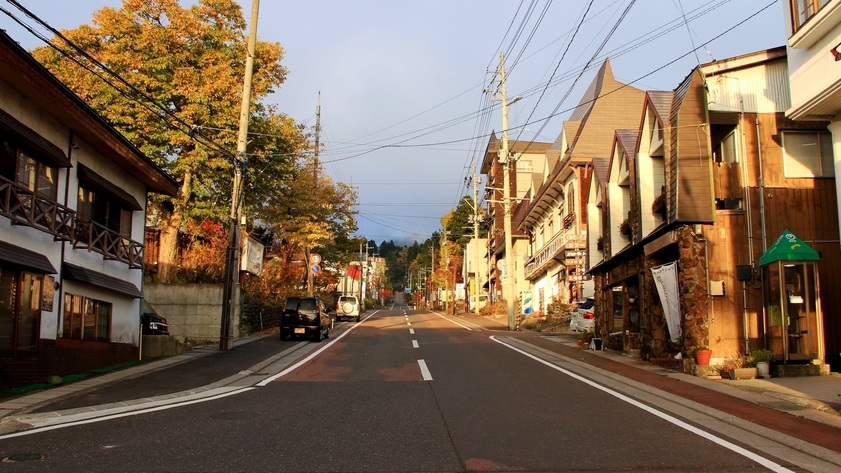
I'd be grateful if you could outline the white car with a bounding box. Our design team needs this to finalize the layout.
[570,298,595,332]
[337,295,361,322]
[469,294,491,312]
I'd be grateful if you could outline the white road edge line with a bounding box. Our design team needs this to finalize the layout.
[489,336,793,473]
[256,310,380,386]
[430,311,473,331]
[417,359,433,381]
[412,340,419,348]
[0,387,255,440]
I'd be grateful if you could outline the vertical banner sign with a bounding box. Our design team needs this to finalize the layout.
[651,262,681,342]
[521,290,533,315]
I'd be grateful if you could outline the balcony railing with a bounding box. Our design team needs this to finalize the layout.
[74,219,144,269]
[0,175,144,269]
[0,176,74,241]
[525,232,588,280]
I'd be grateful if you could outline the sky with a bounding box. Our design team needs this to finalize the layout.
[0,0,786,246]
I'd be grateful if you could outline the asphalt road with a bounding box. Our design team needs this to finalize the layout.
[0,299,806,472]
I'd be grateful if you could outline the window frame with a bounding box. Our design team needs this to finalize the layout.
[63,293,111,341]
[782,130,834,178]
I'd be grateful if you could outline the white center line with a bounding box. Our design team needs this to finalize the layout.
[407,322,411,326]
[409,328,415,334]
[417,359,433,381]
[412,340,419,348]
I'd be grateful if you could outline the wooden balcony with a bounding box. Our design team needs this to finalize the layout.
[0,176,144,269]
[74,219,144,269]
[525,232,588,280]
[0,176,74,241]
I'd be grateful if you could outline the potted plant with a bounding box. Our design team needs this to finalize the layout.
[577,330,594,347]
[718,357,757,380]
[651,185,666,215]
[747,349,775,378]
[693,346,712,366]
[618,218,631,236]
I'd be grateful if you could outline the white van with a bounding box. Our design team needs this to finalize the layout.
[469,294,491,312]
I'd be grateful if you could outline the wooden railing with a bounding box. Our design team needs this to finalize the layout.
[0,175,143,268]
[74,219,144,269]
[0,177,74,241]
[525,232,588,280]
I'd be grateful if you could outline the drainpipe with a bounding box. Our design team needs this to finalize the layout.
[756,118,768,348]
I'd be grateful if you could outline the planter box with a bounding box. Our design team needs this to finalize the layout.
[727,368,758,380]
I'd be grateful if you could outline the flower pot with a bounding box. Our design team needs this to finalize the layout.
[694,349,712,366]
[727,368,758,380]
[756,361,771,378]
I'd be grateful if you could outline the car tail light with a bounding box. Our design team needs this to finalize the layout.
[583,311,595,319]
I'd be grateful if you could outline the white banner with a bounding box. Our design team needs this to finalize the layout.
[651,262,681,342]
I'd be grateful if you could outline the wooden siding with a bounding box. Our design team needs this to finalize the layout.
[672,70,715,223]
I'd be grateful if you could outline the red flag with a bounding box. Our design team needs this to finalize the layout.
[348,265,361,280]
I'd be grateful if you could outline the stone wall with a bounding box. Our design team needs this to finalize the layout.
[143,284,240,341]
[677,227,710,351]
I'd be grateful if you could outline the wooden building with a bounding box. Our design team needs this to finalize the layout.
[587,47,840,372]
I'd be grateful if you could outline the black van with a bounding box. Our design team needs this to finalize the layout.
[281,296,331,342]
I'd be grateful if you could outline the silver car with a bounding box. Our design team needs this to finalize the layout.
[570,298,595,332]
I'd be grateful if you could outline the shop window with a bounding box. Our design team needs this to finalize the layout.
[782,131,834,178]
[63,293,111,341]
[0,267,41,358]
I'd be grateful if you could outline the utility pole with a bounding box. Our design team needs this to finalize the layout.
[471,156,481,308]
[497,51,520,331]
[307,93,321,297]
[220,0,259,351]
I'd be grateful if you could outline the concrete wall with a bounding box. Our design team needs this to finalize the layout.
[141,335,180,359]
[143,284,240,340]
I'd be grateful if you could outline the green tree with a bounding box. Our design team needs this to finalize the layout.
[32,0,301,281]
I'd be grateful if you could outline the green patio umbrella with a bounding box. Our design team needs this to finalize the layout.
[758,230,820,266]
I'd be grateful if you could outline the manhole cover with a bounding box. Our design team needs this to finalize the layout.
[3,453,42,462]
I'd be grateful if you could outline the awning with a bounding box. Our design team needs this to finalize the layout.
[0,108,70,168]
[0,240,57,274]
[758,230,820,266]
[77,163,143,211]
[62,262,142,298]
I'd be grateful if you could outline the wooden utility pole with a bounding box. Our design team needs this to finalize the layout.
[307,93,321,296]
[499,51,520,331]
[220,0,259,351]
[471,157,481,307]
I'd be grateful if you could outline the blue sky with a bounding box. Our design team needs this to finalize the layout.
[0,0,785,245]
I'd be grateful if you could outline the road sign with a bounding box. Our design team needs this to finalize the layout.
[311,265,320,273]
[310,253,321,264]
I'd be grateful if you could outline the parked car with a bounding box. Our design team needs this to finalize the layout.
[570,298,595,332]
[281,296,331,342]
[141,300,169,335]
[337,295,361,322]
[469,294,491,312]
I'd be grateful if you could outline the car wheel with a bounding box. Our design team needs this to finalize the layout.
[313,329,322,343]
[355,315,360,323]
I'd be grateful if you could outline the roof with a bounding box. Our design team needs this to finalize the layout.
[615,130,639,158]
[759,230,820,266]
[0,31,178,196]
[647,91,674,125]
[591,157,610,186]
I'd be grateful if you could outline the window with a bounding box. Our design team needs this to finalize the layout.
[790,0,832,31]
[63,293,111,341]
[782,131,834,178]
[0,137,58,200]
[78,186,133,237]
[714,129,738,165]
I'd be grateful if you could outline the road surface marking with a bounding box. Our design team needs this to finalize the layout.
[490,336,794,473]
[412,340,419,348]
[417,359,433,381]
[257,311,380,386]
[430,311,473,331]
[407,322,411,326]
[409,328,415,334]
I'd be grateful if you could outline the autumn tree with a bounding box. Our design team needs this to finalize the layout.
[32,0,302,281]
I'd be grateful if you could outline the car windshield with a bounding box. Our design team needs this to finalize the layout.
[340,297,356,303]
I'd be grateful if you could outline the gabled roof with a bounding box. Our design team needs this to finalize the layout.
[615,130,639,158]
[591,157,610,186]
[647,91,674,126]
[0,31,178,196]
